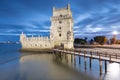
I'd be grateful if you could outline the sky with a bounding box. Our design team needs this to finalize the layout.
[0,0,120,41]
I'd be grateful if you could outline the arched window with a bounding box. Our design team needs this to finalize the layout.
[60,14,62,17]
[59,33,61,37]
[45,45,47,47]
[35,44,37,47]
[59,21,62,23]
[57,27,62,32]
[59,27,61,29]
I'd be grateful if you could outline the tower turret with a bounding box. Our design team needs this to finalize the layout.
[20,32,26,42]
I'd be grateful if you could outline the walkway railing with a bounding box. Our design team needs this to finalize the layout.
[53,48,120,63]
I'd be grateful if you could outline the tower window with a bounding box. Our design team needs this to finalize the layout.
[45,44,47,46]
[60,15,62,17]
[59,33,61,37]
[59,27,61,29]
[57,27,62,32]
[35,44,37,46]
[59,21,62,23]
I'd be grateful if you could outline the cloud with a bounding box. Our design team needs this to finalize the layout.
[25,29,49,33]
[1,0,120,41]
[0,33,20,36]
[74,13,92,24]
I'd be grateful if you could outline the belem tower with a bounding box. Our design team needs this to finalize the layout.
[20,4,74,50]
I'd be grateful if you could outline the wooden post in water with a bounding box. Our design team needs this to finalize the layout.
[73,55,75,68]
[60,53,63,61]
[99,60,102,76]
[53,51,55,59]
[74,55,76,67]
[105,60,107,73]
[99,52,102,76]
[89,51,92,70]
[65,54,68,63]
[65,53,67,60]
[89,58,92,70]
[79,56,81,64]
[78,51,81,64]
[84,56,87,72]
[61,51,64,56]
[71,54,73,63]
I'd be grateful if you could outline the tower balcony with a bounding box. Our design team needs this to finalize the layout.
[51,15,72,20]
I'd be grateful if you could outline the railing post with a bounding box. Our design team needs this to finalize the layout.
[84,51,86,57]
[105,52,107,57]
[74,49,75,55]
[109,54,111,63]
[66,49,67,53]
[78,51,80,56]
[97,51,98,56]
[99,53,101,60]
[116,54,117,59]
[90,52,92,58]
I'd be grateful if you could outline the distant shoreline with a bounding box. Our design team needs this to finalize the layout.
[0,42,20,44]
[75,44,120,49]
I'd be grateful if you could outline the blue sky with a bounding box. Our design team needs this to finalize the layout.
[0,0,120,41]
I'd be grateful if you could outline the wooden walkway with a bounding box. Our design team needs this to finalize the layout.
[53,48,120,63]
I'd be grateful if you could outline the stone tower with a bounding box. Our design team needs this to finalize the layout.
[50,4,74,49]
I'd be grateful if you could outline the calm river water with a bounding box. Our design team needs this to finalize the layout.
[0,44,120,80]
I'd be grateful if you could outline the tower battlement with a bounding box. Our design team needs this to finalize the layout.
[52,4,72,17]
[53,4,70,11]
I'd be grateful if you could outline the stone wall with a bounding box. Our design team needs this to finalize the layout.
[20,33,52,49]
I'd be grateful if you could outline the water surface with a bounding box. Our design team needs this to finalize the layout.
[0,44,120,80]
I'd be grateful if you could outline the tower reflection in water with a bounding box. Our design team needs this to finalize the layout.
[20,52,95,80]
[53,52,120,80]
